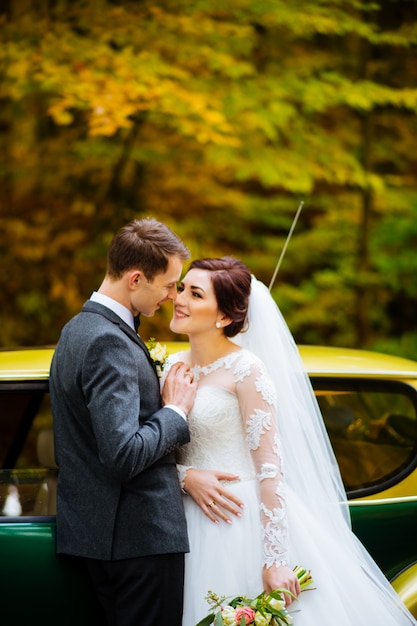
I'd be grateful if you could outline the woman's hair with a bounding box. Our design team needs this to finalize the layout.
[189,257,251,337]
[107,218,190,280]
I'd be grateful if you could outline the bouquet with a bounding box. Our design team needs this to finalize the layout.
[146,337,168,377]
[196,566,313,626]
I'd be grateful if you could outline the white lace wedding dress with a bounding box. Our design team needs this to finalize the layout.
[166,348,416,626]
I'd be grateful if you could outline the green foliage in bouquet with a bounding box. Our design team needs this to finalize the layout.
[196,566,314,626]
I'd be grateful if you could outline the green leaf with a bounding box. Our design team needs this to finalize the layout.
[195,615,216,626]
[215,611,224,626]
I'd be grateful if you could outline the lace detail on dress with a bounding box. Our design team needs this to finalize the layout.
[257,462,279,481]
[261,503,289,568]
[246,409,273,450]
[169,348,289,568]
[191,351,241,382]
[233,357,254,383]
[272,432,285,470]
[255,371,277,405]
[177,464,193,493]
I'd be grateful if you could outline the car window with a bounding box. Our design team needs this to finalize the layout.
[313,378,417,497]
[0,383,56,518]
[2,375,417,515]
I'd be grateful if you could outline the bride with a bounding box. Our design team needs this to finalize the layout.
[163,256,416,626]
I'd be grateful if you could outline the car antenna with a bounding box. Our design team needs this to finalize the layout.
[268,200,304,291]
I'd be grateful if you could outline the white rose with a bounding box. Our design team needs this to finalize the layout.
[221,605,237,625]
[254,611,272,626]
[268,597,286,612]
[150,343,167,361]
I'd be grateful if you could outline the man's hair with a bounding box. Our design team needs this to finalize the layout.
[107,218,190,280]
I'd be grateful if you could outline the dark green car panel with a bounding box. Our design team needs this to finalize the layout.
[349,499,417,579]
[0,519,98,623]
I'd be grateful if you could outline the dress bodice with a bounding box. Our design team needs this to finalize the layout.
[177,384,256,482]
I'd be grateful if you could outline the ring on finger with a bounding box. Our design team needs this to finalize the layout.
[208,501,216,509]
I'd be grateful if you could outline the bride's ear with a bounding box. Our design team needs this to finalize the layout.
[216,315,232,329]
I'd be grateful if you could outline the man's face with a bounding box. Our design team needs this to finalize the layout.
[134,255,183,317]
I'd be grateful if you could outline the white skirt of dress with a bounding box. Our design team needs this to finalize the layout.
[182,479,416,626]
[182,479,264,626]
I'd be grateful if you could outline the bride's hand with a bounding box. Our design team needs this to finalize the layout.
[183,468,244,524]
[262,564,301,607]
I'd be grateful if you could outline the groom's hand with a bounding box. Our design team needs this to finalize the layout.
[183,469,244,524]
[162,361,197,416]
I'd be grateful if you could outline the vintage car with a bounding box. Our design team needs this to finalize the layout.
[1,344,417,622]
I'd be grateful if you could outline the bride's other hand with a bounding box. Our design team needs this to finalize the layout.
[263,565,301,607]
[183,468,244,524]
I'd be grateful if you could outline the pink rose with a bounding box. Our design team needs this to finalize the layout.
[235,606,256,624]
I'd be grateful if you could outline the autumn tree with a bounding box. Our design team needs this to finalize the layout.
[1,0,417,355]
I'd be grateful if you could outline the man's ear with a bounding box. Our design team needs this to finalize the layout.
[128,270,142,289]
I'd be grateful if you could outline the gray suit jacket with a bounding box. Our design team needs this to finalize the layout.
[50,301,190,560]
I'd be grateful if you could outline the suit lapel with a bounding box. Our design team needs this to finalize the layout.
[82,301,158,374]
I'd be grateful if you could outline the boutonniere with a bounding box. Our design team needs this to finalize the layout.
[146,337,169,377]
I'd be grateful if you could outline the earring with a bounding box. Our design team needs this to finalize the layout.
[215,322,221,329]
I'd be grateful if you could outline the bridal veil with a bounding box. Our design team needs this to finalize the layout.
[232,276,415,624]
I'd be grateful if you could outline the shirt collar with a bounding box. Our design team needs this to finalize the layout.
[90,291,135,330]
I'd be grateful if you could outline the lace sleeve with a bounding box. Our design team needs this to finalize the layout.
[235,353,289,569]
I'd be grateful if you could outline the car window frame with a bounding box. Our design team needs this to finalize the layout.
[311,376,417,499]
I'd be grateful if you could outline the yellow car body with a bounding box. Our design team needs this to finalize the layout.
[0,343,416,620]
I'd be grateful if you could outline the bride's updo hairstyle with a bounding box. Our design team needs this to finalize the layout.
[188,257,251,337]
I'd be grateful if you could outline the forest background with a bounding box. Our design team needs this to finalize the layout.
[1,0,417,359]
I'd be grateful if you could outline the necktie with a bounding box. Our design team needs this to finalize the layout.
[133,314,140,332]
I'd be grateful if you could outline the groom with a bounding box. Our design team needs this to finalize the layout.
[50,218,197,626]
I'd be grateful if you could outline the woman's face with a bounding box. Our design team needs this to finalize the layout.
[170,268,222,336]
